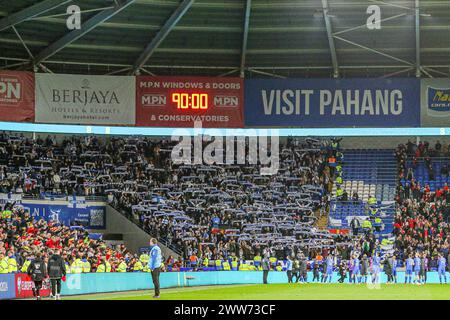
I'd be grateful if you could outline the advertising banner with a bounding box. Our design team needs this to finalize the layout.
[245,78,420,127]
[0,71,34,122]
[421,79,450,127]
[136,76,244,128]
[0,193,22,204]
[15,274,51,299]
[21,201,106,229]
[35,73,135,125]
[0,274,15,300]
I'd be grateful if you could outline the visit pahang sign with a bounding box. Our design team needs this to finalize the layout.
[244,78,420,127]
[136,76,244,128]
[35,73,136,125]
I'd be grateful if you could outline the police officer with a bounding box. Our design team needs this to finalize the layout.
[27,252,47,300]
[47,250,66,300]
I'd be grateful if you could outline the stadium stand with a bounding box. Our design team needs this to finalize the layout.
[394,142,450,266]
[1,134,448,279]
[0,133,334,271]
[329,148,397,237]
[338,149,397,202]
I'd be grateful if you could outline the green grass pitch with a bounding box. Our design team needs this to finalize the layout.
[65,283,450,300]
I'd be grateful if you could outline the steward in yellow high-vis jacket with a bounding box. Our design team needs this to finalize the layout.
[133,259,143,272]
[222,261,231,271]
[117,260,127,272]
[7,252,17,273]
[0,252,8,274]
[82,258,91,273]
[21,259,31,273]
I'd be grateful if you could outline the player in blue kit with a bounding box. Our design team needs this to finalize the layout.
[322,254,334,283]
[371,252,381,284]
[405,254,414,284]
[414,252,422,285]
[352,254,361,284]
[392,255,398,284]
[437,254,447,284]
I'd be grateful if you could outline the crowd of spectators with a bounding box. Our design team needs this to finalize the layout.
[0,201,140,273]
[0,131,404,275]
[394,141,450,267]
[116,136,340,263]
[0,132,349,268]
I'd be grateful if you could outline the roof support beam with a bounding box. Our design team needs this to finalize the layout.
[379,67,414,79]
[32,0,136,66]
[334,35,414,66]
[0,0,72,32]
[239,0,251,78]
[218,69,239,77]
[131,0,195,75]
[420,66,433,78]
[247,68,286,79]
[415,0,421,77]
[321,0,339,78]
[422,67,450,77]
[12,26,34,59]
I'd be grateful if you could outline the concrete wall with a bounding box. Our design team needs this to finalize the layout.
[104,205,180,259]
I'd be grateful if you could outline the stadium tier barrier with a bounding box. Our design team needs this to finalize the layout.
[56,271,450,295]
[2,271,448,299]
[0,274,16,299]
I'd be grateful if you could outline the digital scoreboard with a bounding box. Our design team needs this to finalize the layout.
[136,76,244,128]
[171,92,209,110]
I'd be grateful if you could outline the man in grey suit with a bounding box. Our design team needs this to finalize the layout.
[262,254,270,284]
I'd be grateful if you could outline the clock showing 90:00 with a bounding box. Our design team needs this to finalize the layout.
[171,92,209,110]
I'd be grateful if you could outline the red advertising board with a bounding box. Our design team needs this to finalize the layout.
[136,76,244,128]
[15,274,51,298]
[0,71,34,122]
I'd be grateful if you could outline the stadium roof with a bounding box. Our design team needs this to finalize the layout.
[0,0,449,78]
